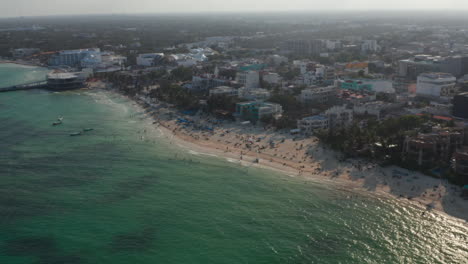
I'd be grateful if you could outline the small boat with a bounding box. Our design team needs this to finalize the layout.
[52,121,62,126]
[57,116,64,121]
[70,132,82,136]
[83,128,94,132]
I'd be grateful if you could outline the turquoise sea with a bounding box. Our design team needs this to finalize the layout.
[0,63,467,264]
[0,63,50,88]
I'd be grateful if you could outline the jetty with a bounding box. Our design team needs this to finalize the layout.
[0,81,47,93]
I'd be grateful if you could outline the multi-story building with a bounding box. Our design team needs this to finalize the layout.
[324,40,342,51]
[238,88,271,101]
[353,101,400,120]
[299,86,338,105]
[236,71,260,89]
[398,55,468,80]
[209,86,238,97]
[325,105,354,129]
[453,92,468,119]
[297,115,329,135]
[454,147,468,183]
[398,56,441,80]
[295,71,317,86]
[361,40,379,53]
[315,65,335,84]
[416,72,457,99]
[49,48,102,68]
[344,62,369,75]
[402,128,464,167]
[192,74,231,90]
[267,55,288,66]
[262,72,281,85]
[235,101,283,122]
[298,105,353,134]
[283,39,323,56]
[339,79,395,93]
[439,55,468,78]
[136,53,165,67]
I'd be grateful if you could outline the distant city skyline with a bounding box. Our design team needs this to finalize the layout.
[1,0,468,18]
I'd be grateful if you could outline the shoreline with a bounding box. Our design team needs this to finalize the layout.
[0,59,46,68]
[96,84,468,223]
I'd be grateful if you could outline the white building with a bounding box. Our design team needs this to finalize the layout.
[315,65,335,83]
[49,48,102,68]
[191,74,231,90]
[361,40,379,53]
[299,86,338,105]
[268,55,288,66]
[209,86,238,97]
[263,72,281,85]
[236,71,260,89]
[295,71,317,86]
[325,105,354,129]
[235,101,283,121]
[136,53,164,67]
[416,72,457,98]
[297,115,329,134]
[297,105,353,134]
[238,88,271,101]
[325,40,342,51]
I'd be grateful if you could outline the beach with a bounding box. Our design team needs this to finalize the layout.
[97,82,468,222]
[2,77,467,263]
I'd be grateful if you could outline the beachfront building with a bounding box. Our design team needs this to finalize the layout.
[297,105,353,135]
[416,72,457,99]
[326,105,354,129]
[49,48,102,68]
[46,72,85,91]
[209,86,238,97]
[299,86,338,105]
[235,101,283,122]
[297,115,329,135]
[236,71,260,89]
[136,53,164,67]
[402,128,464,167]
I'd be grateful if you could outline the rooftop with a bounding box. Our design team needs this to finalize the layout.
[419,72,455,79]
[302,115,328,121]
[47,72,78,80]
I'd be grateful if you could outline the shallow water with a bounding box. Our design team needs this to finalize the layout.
[0,63,49,88]
[0,64,467,263]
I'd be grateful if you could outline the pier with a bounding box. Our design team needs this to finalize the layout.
[0,81,48,92]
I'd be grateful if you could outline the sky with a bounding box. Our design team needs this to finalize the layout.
[1,0,468,17]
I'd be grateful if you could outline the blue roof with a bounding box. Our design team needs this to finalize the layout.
[303,115,328,121]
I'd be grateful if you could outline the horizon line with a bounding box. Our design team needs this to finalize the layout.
[3,9,468,19]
